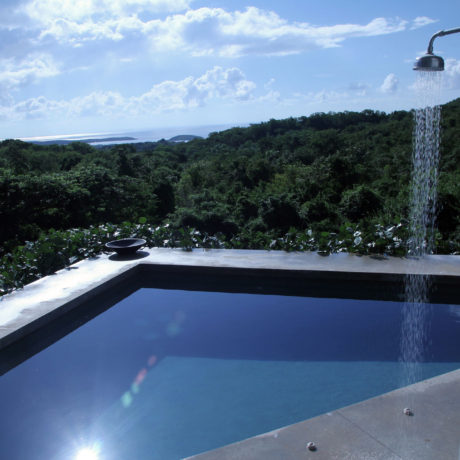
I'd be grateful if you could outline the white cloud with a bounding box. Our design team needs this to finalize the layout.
[444,58,460,89]
[258,89,281,103]
[24,0,193,43]
[0,66,256,121]
[308,89,351,103]
[411,16,438,30]
[131,66,256,113]
[12,95,67,119]
[38,17,129,42]
[170,11,408,57]
[380,73,399,93]
[67,91,126,117]
[0,54,60,89]
[347,82,370,96]
[25,0,192,22]
[27,5,410,56]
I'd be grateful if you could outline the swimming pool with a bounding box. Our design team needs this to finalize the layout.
[1,264,459,460]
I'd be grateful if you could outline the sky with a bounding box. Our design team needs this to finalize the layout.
[1,0,460,140]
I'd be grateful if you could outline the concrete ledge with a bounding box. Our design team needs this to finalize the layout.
[1,249,460,349]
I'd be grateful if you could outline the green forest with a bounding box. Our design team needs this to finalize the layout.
[1,98,459,294]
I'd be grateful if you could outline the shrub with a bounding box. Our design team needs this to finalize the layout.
[0,220,418,297]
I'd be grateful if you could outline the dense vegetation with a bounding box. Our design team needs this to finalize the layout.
[1,98,459,294]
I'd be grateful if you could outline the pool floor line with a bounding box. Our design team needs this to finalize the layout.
[186,368,460,460]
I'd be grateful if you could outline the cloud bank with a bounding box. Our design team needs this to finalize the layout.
[0,54,60,88]
[24,5,416,57]
[25,0,193,22]
[0,2,442,132]
[0,66,256,121]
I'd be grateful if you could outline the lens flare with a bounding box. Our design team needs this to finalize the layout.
[75,447,99,460]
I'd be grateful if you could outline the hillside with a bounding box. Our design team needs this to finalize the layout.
[0,99,459,257]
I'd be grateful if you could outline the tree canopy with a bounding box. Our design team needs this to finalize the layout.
[1,98,459,258]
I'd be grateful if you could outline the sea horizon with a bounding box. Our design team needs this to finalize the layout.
[12,123,248,145]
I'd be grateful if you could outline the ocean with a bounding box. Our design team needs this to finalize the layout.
[18,123,246,146]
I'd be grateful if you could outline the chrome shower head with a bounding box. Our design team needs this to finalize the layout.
[413,53,444,71]
[414,27,460,71]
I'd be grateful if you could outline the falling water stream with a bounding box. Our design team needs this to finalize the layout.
[400,70,443,388]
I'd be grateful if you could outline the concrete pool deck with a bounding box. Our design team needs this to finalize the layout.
[1,248,460,459]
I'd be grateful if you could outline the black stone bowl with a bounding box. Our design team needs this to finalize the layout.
[105,238,146,255]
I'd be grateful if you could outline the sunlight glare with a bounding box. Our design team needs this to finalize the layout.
[75,447,99,460]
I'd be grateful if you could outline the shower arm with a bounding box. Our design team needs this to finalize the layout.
[427,27,460,55]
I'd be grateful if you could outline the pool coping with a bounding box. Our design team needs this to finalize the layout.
[1,248,460,349]
[1,248,460,459]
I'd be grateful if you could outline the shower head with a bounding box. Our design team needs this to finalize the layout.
[414,27,460,71]
[413,53,444,71]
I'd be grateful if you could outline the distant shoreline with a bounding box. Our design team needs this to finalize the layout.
[13,123,248,146]
[27,134,204,146]
[30,136,136,146]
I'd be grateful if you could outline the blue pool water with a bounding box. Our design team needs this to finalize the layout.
[1,288,460,460]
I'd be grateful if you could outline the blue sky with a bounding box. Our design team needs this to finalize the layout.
[1,0,459,139]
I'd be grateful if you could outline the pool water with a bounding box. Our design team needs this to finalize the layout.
[1,288,459,460]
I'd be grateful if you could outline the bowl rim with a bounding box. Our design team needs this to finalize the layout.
[105,238,146,249]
